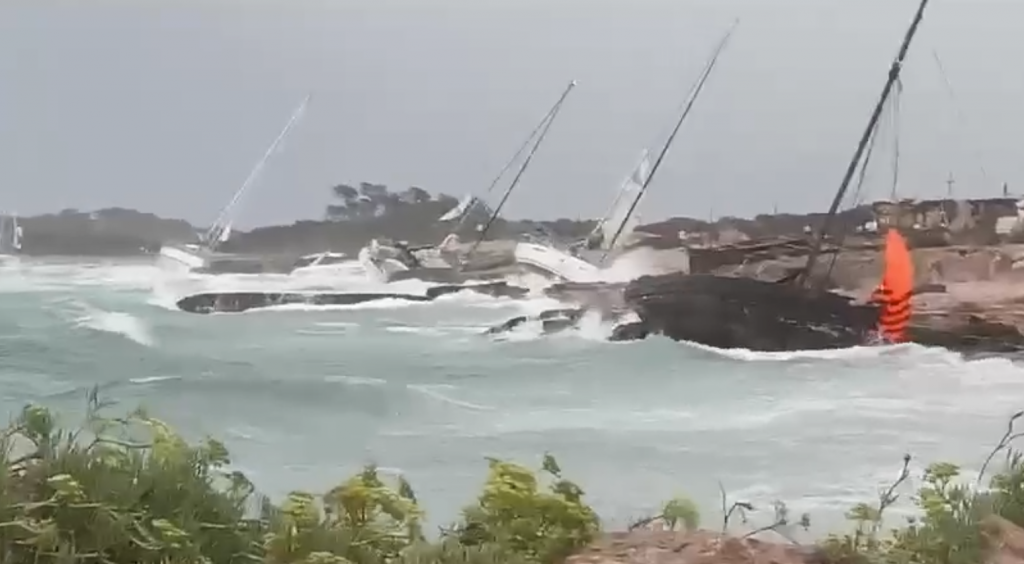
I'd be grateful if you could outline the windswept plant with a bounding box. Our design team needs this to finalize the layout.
[6,389,1024,564]
[451,453,599,564]
[0,389,258,563]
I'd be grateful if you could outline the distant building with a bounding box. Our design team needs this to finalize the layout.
[871,197,1020,236]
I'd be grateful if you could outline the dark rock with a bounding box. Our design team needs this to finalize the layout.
[177,280,530,314]
[912,282,947,294]
[176,292,431,314]
[609,321,650,342]
[484,316,529,335]
[533,272,1024,355]
[623,273,877,351]
[425,281,528,300]
[483,308,586,337]
[908,314,1024,355]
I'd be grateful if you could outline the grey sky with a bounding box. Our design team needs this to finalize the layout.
[1,0,1020,228]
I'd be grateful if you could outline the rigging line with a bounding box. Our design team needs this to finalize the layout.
[931,48,992,190]
[600,18,740,263]
[800,0,930,290]
[463,80,577,262]
[205,93,312,249]
[822,100,888,283]
[448,92,564,236]
[890,77,903,202]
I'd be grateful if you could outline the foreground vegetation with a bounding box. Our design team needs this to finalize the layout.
[3,392,1024,564]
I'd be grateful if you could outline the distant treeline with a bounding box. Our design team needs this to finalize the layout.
[10,182,882,256]
[216,182,600,255]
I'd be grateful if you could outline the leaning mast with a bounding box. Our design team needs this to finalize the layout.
[463,80,577,262]
[600,20,739,263]
[799,0,930,289]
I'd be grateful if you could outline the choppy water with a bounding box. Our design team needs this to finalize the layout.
[0,256,1022,535]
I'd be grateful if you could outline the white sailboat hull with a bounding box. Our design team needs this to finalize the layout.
[512,242,600,283]
[158,245,209,272]
[288,252,356,276]
[357,246,411,282]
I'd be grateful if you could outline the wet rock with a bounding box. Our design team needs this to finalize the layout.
[622,273,876,351]
[484,316,529,335]
[609,321,650,342]
[483,308,586,337]
[426,281,529,300]
[535,272,1024,354]
[178,280,530,314]
[909,314,1024,355]
[176,292,432,314]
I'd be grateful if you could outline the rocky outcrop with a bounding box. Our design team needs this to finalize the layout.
[176,281,527,314]
[496,272,1024,356]
[563,516,1024,564]
[566,530,826,564]
[621,274,877,351]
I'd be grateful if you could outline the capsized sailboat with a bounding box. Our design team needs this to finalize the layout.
[158,93,311,273]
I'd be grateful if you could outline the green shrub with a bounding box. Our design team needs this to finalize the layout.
[451,454,599,564]
[0,394,597,564]
[5,390,1024,564]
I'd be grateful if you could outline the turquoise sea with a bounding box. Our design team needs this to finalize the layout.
[0,256,1021,534]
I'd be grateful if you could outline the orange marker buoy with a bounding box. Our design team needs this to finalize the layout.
[872,228,914,343]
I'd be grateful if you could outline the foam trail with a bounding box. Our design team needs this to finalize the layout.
[68,300,156,347]
[408,384,495,411]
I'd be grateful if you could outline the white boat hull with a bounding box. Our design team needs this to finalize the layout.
[512,242,601,283]
[357,246,411,282]
[157,245,209,272]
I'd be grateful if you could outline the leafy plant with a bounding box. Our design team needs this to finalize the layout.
[452,453,598,564]
[10,391,1024,564]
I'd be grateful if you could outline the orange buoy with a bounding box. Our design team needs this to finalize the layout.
[871,228,914,343]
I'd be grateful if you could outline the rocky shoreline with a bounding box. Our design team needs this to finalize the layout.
[566,514,1024,564]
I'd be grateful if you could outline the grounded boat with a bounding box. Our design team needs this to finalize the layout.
[486,0,951,353]
[359,24,735,286]
[358,80,592,283]
[158,93,311,273]
[0,213,23,262]
[288,251,350,275]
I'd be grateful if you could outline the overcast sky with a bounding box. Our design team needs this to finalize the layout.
[1,0,1021,228]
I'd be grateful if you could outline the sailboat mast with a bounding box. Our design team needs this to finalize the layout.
[205,92,312,250]
[800,0,930,288]
[464,80,577,261]
[600,21,738,262]
[447,99,559,236]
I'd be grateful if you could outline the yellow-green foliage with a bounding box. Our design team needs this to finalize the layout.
[0,393,599,564]
[7,391,1024,564]
[822,453,1024,564]
[451,454,599,564]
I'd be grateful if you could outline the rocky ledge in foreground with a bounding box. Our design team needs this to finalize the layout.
[485,272,1024,356]
[566,514,1024,564]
